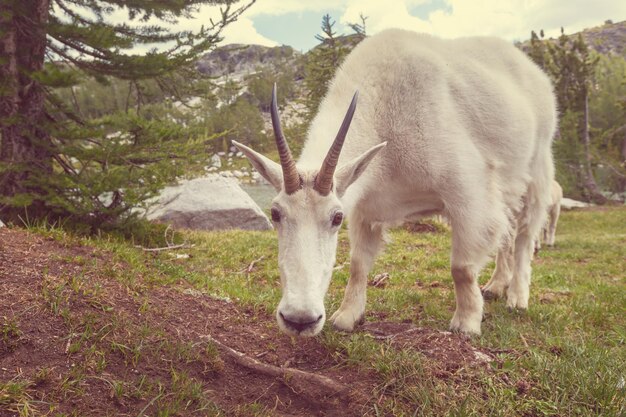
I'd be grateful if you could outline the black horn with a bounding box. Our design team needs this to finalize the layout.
[271,83,301,194]
[314,91,359,196]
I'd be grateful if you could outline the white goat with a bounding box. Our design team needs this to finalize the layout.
[234,29,556,336]
[535,180,563,252]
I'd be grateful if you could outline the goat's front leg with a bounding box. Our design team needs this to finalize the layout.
[450,265,484,335]
[331,218,384,332]
[446,190,509,335]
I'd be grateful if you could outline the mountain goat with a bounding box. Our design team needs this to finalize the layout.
[234,29,556,336]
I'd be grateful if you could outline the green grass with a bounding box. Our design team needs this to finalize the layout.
[181,208,625,416]
[18,207,626,416]
[0,377,36,416]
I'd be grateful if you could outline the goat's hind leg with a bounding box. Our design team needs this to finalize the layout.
[546,204,560,246]
[331,214,385,332]
[482,211,516,300]
[507,182,550,309]
[506,225,534,309]
[482,241,514,300]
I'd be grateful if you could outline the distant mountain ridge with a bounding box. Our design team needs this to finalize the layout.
[195,20,626,131]
[516,20,626,57]
[199,20,626,83]
[197,44,302,79]
[578,20,626,56]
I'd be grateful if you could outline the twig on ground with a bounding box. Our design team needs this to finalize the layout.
[370,272,390,288]
[134,224,193,252]
[200,334,349,395]
[369,327,423,340]
[164,225,174,247]
[519,333,530,349]
[137,243,191,252]
[333,263,346,271]
[244,256,266,273]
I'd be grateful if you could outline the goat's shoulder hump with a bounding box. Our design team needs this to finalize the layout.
[360,30,516,57]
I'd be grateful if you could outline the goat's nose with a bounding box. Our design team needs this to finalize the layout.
[279,311,323,333]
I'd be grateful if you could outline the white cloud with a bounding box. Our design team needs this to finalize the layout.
[90,0,626,52]
[341,0,432,33]
[100,3,277,52]
[428,0,529,39]
[336,0,626,42]
[243,0,344,16]
[220,16,278,46]
[153,4,278,47]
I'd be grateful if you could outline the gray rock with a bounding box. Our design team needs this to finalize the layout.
[251,171,269,185]
[0,219,5,228]
[147,175,271,231]
[210,154,222,168]
[561,198,591,209]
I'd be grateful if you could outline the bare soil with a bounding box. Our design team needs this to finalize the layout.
[0,228,492,416]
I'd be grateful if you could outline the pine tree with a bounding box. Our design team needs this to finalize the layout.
[0,0,252,227]
[303,15,353,123]
[550,30,605,203]
[527,30,549,70]
[347,14,368,41]
[527,28,606,203]
[592,58,626,194]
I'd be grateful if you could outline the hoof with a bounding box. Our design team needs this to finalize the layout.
[481,289,499,301]
[330,309,364,333]
[450,314,482,336]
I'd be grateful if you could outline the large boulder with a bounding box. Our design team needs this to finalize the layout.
[561,198,591,209]
[147,175,272,231]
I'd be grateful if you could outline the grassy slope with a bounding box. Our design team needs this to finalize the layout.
[4,207,625,416]
[108,207,625,416]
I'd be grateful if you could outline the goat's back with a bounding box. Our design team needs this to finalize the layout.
[301,29,556,197]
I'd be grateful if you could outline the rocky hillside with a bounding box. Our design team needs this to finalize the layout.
[201,20,626,84]
[197,21,626,135]
[580,20,626,56]
[516,20,626,56]
[196,43,309,131]
[196,44,303,80]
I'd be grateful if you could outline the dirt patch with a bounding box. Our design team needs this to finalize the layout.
[404,221,441,233]
[361,322,493,378]
[0,227,493,416]
[539,290,572,304]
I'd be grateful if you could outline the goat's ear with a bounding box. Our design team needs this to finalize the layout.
[335,142,387,197]
[232,141,283,192]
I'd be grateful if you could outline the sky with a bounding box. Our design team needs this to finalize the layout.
[192,0,626,52]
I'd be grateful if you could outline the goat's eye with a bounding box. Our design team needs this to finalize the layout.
[331,212,343,227]
[271,208,281,223]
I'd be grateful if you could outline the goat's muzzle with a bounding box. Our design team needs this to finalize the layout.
[278,311,323,335]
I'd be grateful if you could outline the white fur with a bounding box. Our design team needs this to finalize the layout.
[534,180,563,251]
[236,29,557,336]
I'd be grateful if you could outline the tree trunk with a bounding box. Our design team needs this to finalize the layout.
[581,93,607,204]
[0,0,52,221]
